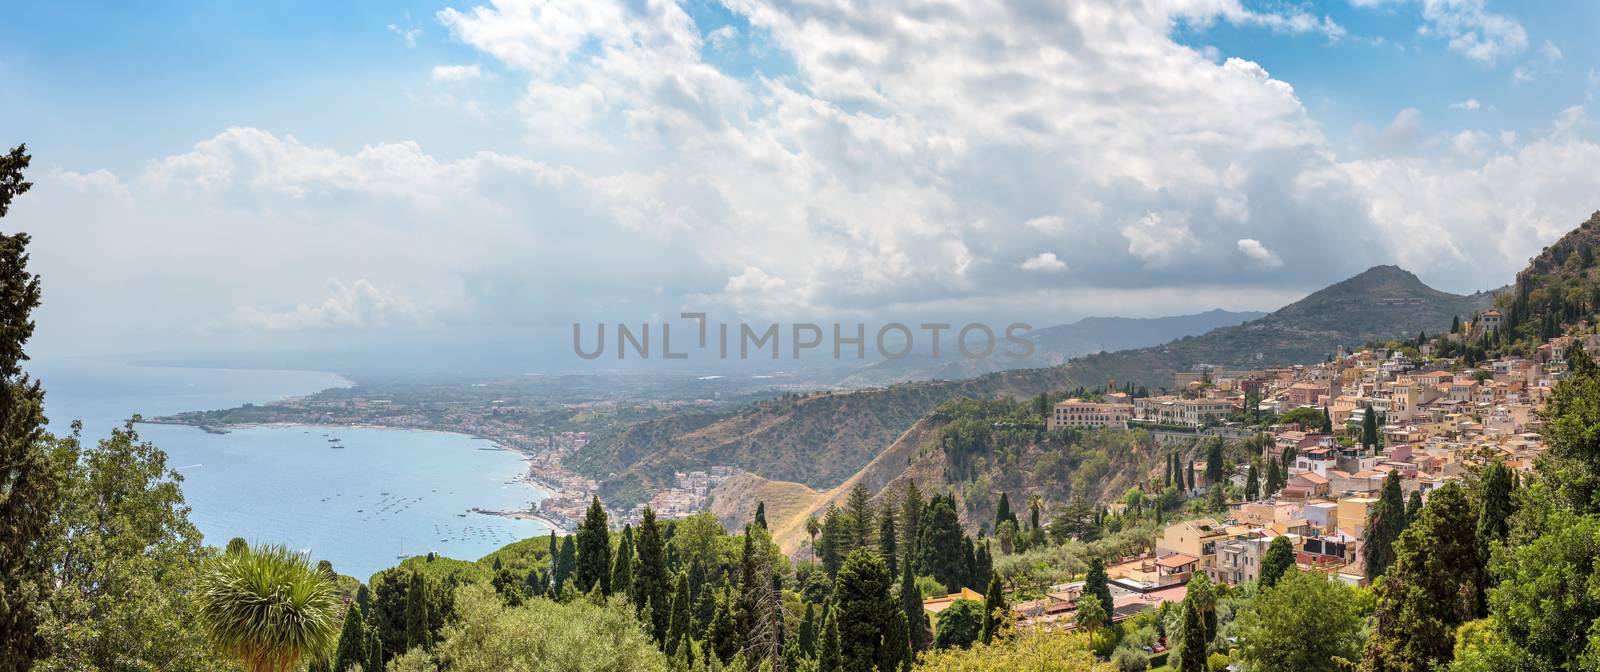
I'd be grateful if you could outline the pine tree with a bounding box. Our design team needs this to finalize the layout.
[819,504,849,577]
[1363,471,1406,579]
[1259,535,1294,589]
[612,524,635,598]
[979,575,1006,645]
[404,570,431,651]
[846,483,875,550]
[1084,558,1114,629]
[817,606,842,672]
[576,496,612,595]
[754,501,767,529]
[900,556,929,652]
[333,602,367,672]
[1245,464,1259,501]
[634,508,669,641]
[0,143,67,670]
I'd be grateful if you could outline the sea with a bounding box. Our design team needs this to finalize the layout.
[28,357,552,580]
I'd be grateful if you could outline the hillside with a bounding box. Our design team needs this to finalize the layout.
[573,265,1491,505]
[1485,211,1600,347]
[710,399,1203,555]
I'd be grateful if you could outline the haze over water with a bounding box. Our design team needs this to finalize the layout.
[30,358,551,579]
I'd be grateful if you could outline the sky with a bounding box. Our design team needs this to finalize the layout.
[5,0,1600,369]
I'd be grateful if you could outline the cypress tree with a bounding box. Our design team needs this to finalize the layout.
[879,610,911,672]
[364,625,383,672]
[799,602,817,657]
[1362,404,1380,451]
[879,505,899,579]
[1322,405,1334,434]
[1406,490,1423,524]
[1363,471,1406,579]
[1178,599,1208,672]
[900,481,924,561]
[979,574,1006,645]
[961,537,977,590]
[1245,464,1259,501]
[918,495,967,591]
[668,571,692,657]
[332,602,367,672]
[707,585,740,664]
[554,534,577,593]
[1477,461,1514,557]
[995,493,1015,531]
[900,556,929,652]
[754,501,767,529]
[634,507,669,641]
[403,570,430,651]
[817,606,842,672]
[612,524,634,598]
[1265,456,1283,495]
[1084,558,1114,628]
[0,144,67,671]
[575,496,611,595]
[1204,439,1224,486]
[972,540,993,591]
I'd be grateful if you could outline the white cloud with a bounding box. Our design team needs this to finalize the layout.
[388,13,422,48]
[1019,252,1067,273]
[230,278,422,330]
[1121,212,1196,266]
[1236,239,1283,267]
[1419,0,1527,64]
[707,25,738,51]
[1451,98,1481,110]
[1023,215,1066,234]
[432,64,484,81]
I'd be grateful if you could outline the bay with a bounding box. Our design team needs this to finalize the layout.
[29,357,550,579]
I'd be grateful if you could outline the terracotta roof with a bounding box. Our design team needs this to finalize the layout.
[1155,554,1199,569]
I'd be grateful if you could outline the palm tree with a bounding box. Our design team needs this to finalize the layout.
[196,543,343,672]
[806,515,821,556]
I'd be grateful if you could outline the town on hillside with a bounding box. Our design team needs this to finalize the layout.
[992,310,1550,634]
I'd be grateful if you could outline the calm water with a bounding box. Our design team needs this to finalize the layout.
[29,358,550,579]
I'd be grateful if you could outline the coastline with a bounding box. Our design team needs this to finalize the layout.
[137,417,576,531]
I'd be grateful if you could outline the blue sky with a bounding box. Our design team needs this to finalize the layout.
[3,0,1599,365]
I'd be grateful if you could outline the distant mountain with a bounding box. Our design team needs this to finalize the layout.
[572,265,1497,505]
[838,309,1265,385]
[1054,265,1496,389]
